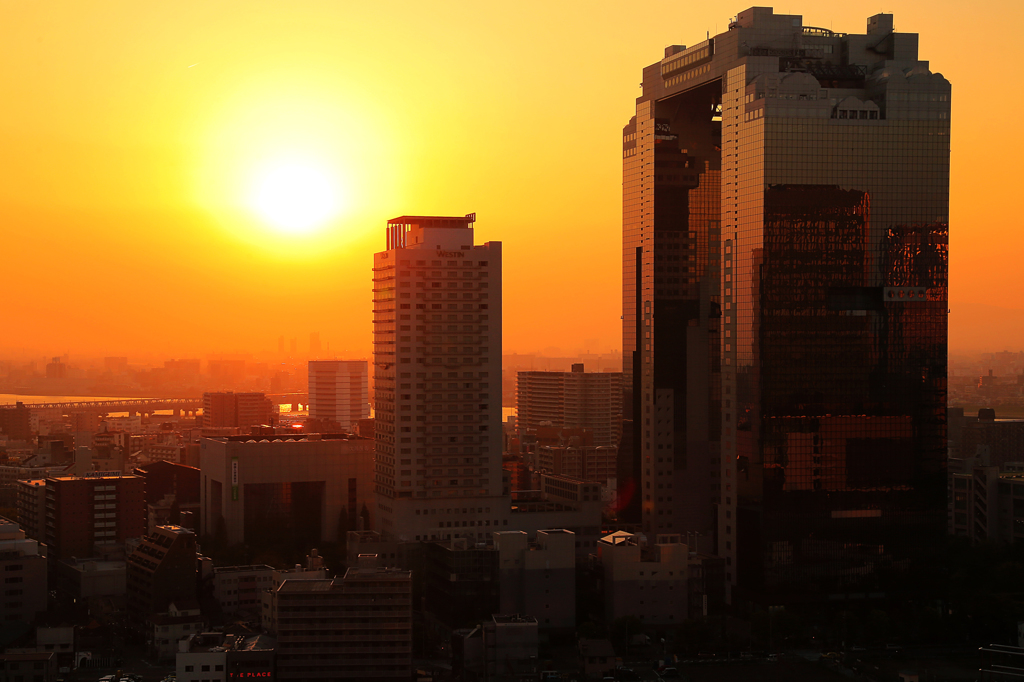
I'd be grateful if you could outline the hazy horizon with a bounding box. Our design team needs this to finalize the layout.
[2,1,1021,363]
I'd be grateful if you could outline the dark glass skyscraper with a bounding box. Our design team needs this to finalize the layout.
[623,7,950,604]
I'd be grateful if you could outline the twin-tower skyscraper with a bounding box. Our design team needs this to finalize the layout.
[621,8,950,604]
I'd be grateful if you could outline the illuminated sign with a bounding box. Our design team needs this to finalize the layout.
[231,457,239,501]
[231,674,271,679]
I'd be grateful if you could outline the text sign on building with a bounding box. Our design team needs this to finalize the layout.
[231,457,239,501]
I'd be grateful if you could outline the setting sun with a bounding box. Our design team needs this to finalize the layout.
[247,159,342,234]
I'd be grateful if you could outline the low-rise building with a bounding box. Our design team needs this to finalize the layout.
[951,466,1024,545]
[176,632,275,682]
[126,525,201,658]
[260,550,329,636]
[43,473,146,560]
[274,556,412,681]
[200,434,374,548]
[0,652,57,682]
[211,565,274,617]
[13,480,46,542]
[53,558,126,600]
[579,638,618,680]
[597,532,691,627]
[0,520,48,645]
[456,614,540,681]
[150,601,203,662]
[425,539,499,630]
[494,530,575,631]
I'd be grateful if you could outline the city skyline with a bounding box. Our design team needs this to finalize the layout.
[1,1,1019,362]
[1,6,1022,680]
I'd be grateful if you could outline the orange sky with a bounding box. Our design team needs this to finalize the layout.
[1,1,1021,361]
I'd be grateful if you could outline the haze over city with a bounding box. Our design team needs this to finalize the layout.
[6,2,1024,682]
[1,0,1021,360]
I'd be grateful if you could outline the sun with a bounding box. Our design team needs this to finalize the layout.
[247,160,342,234]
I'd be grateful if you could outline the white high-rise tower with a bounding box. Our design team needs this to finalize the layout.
[308,360,370,429]
[372,214,504,541]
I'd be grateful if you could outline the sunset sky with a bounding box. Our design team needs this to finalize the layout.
[2,0,1021,361]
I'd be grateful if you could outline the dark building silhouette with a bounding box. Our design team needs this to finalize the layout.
[135,461,201,507]
[424,539,499,629]
[134,461,201,531]
[125,525,199,647]
[0,403,32,442]
[624,8,950,604]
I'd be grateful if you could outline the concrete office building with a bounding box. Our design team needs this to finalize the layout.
[0,403,32,442]
[260,550,328,636]
[201,392,275,429]
[125,525,202,657]
[597,531,706,626]
[951,409,1024,468]
[951,467,1024,545]
[200,434,374,547]
[308,360,370,429]
[210,565,274,617]
[424,538,500,629]
[14,480,46,542]
[494,530,575,630]
[0,520,48,642]
[274,557,412,681]
[0,653,57,682]
[176,633,275,682]
[43,474,146,560]
[457,614,540,680]
[54,557,126,600]
[624,8,950,602]
[372,214,504,539]
[516,365,623,447]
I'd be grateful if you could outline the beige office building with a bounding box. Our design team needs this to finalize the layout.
[308,360,370,428]
[372,215,504,540]
[517,365,623,446]
[200,434,374,546]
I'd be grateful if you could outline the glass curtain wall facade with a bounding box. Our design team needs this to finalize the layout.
[624,7,950,604]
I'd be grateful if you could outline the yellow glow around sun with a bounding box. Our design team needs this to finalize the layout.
[247,159,342,234]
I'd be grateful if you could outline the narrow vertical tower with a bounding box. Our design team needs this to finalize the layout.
[372,215,503,540]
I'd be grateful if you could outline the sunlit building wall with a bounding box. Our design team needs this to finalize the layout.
[372,215,504,541]
[308,360,370,429]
